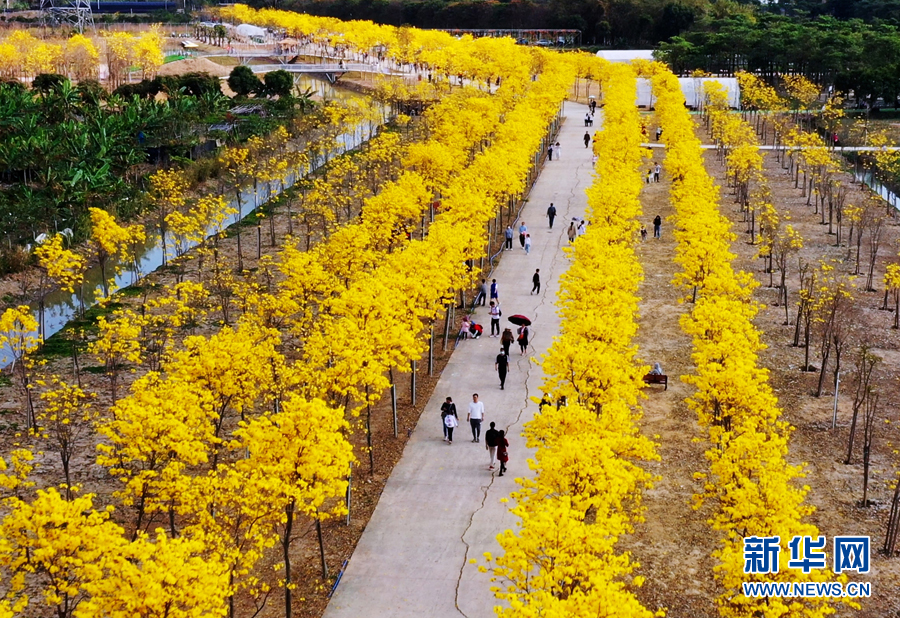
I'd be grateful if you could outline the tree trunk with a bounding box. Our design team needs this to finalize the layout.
[283,500,294,618]
[884,480,900,555]
[316,515,329,580]
[846,407,860,465]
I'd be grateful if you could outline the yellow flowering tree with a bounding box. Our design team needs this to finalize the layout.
[35,377,96,499]
[0,307,41,429]
[88,208,146,297]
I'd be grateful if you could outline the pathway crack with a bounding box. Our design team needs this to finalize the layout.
[453,112,590,617]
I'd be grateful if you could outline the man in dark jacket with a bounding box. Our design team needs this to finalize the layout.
[547,203,556,228]
[495,348,509,390]
[485,421,500,470]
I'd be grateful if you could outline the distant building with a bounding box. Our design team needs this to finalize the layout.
[595,49,655,63]
[595,50,740,108]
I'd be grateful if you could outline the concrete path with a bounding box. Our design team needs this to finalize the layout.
[323,102,596,618]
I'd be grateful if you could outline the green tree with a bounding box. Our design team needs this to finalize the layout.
[228,65,262,98]
[264,70,293,98]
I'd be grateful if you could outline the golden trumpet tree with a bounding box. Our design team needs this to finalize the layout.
[488,63,659,618]
[96,372,216,536]
[649,64,857,618]
[88,208,146,297]
[35,376,96,499]
[232,396,354,616]
[0,306,41,429]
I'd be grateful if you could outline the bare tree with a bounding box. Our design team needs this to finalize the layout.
[794,260,812,349]
[865,209,886,291]
[861,390,880,507]
[846,344,880,466]
[772,226,803,325]
[885,476,900,556]
[828,300,857,404]
[811,266,853,394]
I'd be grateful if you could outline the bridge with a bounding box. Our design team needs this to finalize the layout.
[200,53,396,83]
[245,63,393,84]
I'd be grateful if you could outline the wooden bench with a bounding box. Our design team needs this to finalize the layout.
[643,373,668,390]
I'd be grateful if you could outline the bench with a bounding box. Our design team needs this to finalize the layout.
[643,373,668,390]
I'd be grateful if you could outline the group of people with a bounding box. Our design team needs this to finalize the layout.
[566,218,587,243]
[639,216,663,240]
[547,141,562,161]
[440,394,509,475]
[645,163,662,183]
[503,222,532,253]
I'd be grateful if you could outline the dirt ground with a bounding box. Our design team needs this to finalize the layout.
[622,120,720,616]
[623,114,900,616]
[0,116,533,617]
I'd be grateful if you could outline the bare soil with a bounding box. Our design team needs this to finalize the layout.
[624,114,900,617]
[0,118,535,617]
[624,120,720,617]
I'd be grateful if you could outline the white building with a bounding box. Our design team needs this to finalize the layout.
[595,49,740,108]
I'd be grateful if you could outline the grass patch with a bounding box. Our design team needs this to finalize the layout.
[34,302,123,359]
[36,334,82,359]
[83,366,107,375]
[0,374,11,388]
[116,283,157,298]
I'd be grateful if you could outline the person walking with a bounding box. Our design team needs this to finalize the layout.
[555,142,561,160]
[467,393,484,442]
[577,220,586,237]
[584,131,591,148]
[567,221,576,243]
[517,324,529,356]
[640,225,648,242]
[531,269,540,294]
[547,203,556,229]
[518,221,528,248]
[646,169,653,184]
[495,348,509,390]
[440,397,457,441]
[485,422,500,469]
[656,126,663,141]
[490,279,499,303]
[654,162,661,182]
[524,233,532,254]
[653,215,662,238]
[478,279,489,306]
[444,409,458,444]
[548,144,554,161]
[504,225,513,250]
[496,430,509,476]
[584,112,590,127]
[500,328,514,356]
[489,301,501,336]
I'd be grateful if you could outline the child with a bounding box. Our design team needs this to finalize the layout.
[459,316,471,339]
[444,411,458,444]
[496,430,509,476]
